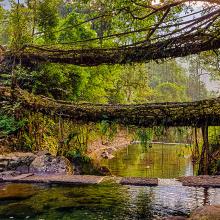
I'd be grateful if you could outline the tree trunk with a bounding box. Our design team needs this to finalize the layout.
[198,123,209,175]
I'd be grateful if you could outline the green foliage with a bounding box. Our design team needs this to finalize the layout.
[20,132,34,151]
[189,52,220,82]
[0,3,8,44]
[148,60,187,87]
[185,56,209,101]
[4,1,196,105]
[209,126,220,144]
[1,0,216,174]
[217,159,220,172]
[147,60,189,102]
[66,148,91,163]
[97,120,118,142]
[37,0,60,42]
[8,1,33,50]
[153,126,165,137]
[0,114,26,136]
[135,128,153,147]
[15,59,192,105]
[155,82,187,102]
[15,64,89,100]
[64,131,79,146]
[58,10,97,44]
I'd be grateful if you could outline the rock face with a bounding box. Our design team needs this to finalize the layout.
[0,152,73,175]
[0,152,36,173]
[29,154,73,175]
[190,205,220,220]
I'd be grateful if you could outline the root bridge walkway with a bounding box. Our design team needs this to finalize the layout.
[1,86,220,127]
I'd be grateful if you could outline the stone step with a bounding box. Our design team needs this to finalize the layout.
[1,174,104,185]
[158,178,182,186]
[120,177,158,186]
[179,176,220,187]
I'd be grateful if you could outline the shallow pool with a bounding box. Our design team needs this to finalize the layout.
[0,144,219,219]
[0,183,219,219]
[101,143,195,178]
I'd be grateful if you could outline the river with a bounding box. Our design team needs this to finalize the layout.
[0,144,219,219]
[101,143,195,178]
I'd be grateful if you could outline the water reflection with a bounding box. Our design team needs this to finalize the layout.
[0,183,219,219]
[102,144,194,178]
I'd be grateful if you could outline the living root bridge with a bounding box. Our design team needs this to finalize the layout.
[5,36,220,66]
[1,87,220,127]
[1,0,220,67]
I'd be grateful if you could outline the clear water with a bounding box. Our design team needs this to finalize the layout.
[0,183,220,220]
[0,144,219,219]
[101,144,195,178]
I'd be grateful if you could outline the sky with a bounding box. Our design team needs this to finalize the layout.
[1,0,10,9]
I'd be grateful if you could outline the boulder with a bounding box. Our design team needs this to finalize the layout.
[29,154,73,175]
[0,152,36,173]
[0,152,74,175]
[190,205,220,220]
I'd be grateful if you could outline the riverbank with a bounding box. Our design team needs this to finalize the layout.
[87,129,132,161]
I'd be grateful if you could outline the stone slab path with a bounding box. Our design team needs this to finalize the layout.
[1,174,105,185]
[120,177,158,186]
[1,174,220,187]
[179,175,220,187]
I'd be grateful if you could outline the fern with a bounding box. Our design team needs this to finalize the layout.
[0,114,27,136]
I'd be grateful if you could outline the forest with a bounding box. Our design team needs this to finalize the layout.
[0,1,220,219]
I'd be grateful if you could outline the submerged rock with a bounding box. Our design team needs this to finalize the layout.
[29,154,73,175]
[0,184,37,201]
